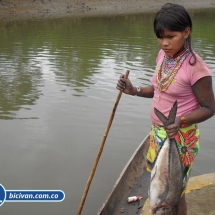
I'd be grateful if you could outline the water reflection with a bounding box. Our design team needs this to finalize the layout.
[0,42,43,119]
[47,14,159,93]
[0,8,215,215]
[0,14,159,119]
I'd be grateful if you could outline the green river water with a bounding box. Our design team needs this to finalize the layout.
[0,8,215,215]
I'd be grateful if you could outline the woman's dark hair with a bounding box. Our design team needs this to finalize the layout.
[154,3,196,65]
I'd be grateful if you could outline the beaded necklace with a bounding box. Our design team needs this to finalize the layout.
[157,48,190,92]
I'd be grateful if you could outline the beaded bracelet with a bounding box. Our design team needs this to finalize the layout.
[180,116,186,127]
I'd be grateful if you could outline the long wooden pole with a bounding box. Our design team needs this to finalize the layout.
[76,70,130,215]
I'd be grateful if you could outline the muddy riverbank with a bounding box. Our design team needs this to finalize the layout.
[1,0,215,21]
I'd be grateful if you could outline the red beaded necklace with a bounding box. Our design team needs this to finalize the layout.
[157,48,190,92]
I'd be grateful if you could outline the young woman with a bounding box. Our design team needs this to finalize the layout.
[116,3,215,215]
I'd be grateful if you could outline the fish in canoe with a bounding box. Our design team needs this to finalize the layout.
[97,101,184,215]
[149,101,184,215]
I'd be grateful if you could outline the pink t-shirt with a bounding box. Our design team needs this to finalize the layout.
[151,49,211,125]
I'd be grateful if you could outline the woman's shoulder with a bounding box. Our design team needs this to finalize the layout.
[158,49,165,57]
[188,52,209,67]
[185,51,211,85]
[156,49,165,63]
[188,52,210,71]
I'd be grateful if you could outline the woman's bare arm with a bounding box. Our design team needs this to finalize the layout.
[166,76,215,139]
[116,74,154,98]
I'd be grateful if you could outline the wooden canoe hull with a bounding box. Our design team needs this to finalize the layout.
[98,134,150,215]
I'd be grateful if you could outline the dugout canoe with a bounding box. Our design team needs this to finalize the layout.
[97,134,151,215]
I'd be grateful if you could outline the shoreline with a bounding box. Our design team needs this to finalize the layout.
[1,0,215,22]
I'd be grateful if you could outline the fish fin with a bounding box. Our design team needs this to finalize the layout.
[154,100,178,126]
[166,100,178,126]
[154,108,168,125]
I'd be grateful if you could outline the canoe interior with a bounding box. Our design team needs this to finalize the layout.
[98,134,151,215]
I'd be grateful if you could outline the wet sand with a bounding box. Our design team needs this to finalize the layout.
[1,0,215,21]
[141,172,215,215]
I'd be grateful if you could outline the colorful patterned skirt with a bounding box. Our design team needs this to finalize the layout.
[146,124,200,194]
